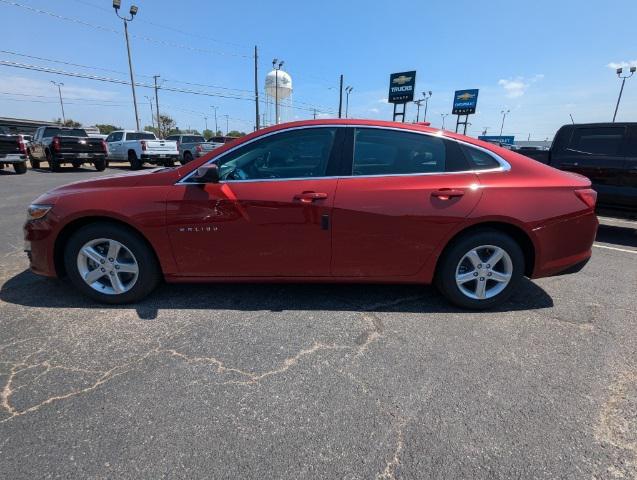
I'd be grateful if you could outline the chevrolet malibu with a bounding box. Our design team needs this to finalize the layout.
[24,119,598,309]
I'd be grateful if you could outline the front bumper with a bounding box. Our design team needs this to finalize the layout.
[23,216,58,277]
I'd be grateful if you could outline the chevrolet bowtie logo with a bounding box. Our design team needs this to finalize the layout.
[392,75,413,85]
[457,92,476,101]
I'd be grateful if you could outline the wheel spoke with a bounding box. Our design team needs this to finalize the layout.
[116,262,138,274]
[465,250,482,268]
[474,279,487,299]
[490,271,511,283]
[81,246,104,265]
[110,274,126,294]
[84,268,105,284]
[106,241,122,261]
[486,248,504,267]
[456,271,476,285]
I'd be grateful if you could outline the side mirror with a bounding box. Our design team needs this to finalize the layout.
[192,163,219,183]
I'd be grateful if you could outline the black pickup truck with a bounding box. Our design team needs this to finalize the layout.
[520,123,637,216]
[29,126,107,172]
[0,126,28,174]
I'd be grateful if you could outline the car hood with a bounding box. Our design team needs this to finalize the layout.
[32,168,181,205]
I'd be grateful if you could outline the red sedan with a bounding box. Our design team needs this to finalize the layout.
[24,119,598,309]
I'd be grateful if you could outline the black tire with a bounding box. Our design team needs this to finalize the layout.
[435,229,524,310]
[13,162,27,174]
[182,152,193,165]
[165,158,175,167]
[64,223,161,304]
[129,150,142,170]
[29,157,40,169]
[47,150,61,172]
[94,158,106,171]
[72,160,82,169]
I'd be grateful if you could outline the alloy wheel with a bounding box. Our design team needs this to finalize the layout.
[455,245,513,300]
[76,238,139,295]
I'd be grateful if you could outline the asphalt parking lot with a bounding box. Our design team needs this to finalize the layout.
[1,165,636,479]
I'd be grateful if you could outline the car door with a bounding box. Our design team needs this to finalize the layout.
[555,126,627,207]
[331,127,482,277]
[107,131,124,159]
[31,128,43,160]
[620,125,637,209]
[166,126,344,277]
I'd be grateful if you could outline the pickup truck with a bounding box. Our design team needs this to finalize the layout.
[29,126,107,172]
[0,126,28,174]
[520,122,637,215]
[165,134,217,164]
[105,130,179,170]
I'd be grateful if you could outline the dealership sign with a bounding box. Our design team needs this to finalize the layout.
[478,135,515,145]
[388,71,416,104]
[452,89,479,115]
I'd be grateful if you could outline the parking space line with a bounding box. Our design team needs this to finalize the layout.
[593,243,637,254]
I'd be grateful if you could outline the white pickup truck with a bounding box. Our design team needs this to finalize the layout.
[105,130,179,170]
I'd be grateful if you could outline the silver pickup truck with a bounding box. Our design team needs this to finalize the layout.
[165,134,218,164]
[105,130,179,170]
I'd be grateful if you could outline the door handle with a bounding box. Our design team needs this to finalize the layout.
[431,189,465,200]
[294,191,328,203]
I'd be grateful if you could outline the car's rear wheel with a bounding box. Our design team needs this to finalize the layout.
[64,223,160,304]
[13,162,27,174]
[182,151,193,165]
[72,160,82,169]
[46,151,61,172]
[94,158,106,171]
[129,151,142,170]
[165,158,175,167]
[435,229,524,310]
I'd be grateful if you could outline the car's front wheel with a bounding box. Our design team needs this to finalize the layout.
[435,229,524,310]
[64,223,161,304]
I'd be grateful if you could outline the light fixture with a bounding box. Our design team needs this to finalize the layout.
[129,5,138,15]
[112,0,121,9]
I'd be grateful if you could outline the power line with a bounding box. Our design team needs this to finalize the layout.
[0,0,251,58]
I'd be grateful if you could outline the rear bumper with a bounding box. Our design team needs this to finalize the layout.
[531,210,598,278]
[0,153,26,164]
[141,154,179,163]
[53,153,106,162]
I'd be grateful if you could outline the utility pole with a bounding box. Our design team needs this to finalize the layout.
[50,81,65,124]
[313,108,317,119]
[153,75,161,137]
[113,0,140,130]
[144,95,155,131]
[569,113,575,124]
[211,106,218,134]
[204,116,208,133]
[422,91,432,122]
[254,45,260,130]
[338,74,344,118]
[500,109,510,136]
[224,115,229,135]
[613,66,636,122]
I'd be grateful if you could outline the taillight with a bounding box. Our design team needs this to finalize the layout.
[141,140,147,151]
[52,136,61,152]
[195,144,202,153]
[18,141,27,155]
[575,188,597,209]
[101,139,107,153]
[176,141,180,150]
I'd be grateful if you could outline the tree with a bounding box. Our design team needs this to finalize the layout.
[144,114,178,138]
[227,130,246,137]
[95,124,122,135]
[54,118,82,127]
[202,129,213,140]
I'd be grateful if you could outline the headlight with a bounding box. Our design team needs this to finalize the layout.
[27,204,53,221]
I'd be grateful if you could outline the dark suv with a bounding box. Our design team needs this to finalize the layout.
[525,123,636,215]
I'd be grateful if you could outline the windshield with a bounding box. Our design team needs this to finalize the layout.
[126,132,156,140]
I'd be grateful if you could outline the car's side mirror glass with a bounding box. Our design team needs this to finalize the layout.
[191,164,219,183]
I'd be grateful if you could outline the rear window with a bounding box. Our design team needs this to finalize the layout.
[567,127,625,156]
[182,136,205,143]
[461,145,501,170]
[43,128,87,137]
[126,132,156,141]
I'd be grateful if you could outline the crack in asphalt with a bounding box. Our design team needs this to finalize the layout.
[376,416,407,480]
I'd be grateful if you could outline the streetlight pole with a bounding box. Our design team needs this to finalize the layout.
[211,106,218,134]
[613,66,636,122]
[144,95,155,131]
[224,115,229,135]
[440,113,448,130]
[272,59,284,124]
[345,86,353,118]
[204,116,208,133]
[50,81,65,124]
[113,0,140,131]
[423,91,432,122]
[500,109,510,136]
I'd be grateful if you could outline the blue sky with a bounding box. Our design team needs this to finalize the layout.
[0,0,635,139]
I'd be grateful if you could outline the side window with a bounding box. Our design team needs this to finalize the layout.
[105,134,113,142]
[166,135,178,141]
[352,128,464,176]
[567,127,625,156]
[109,132,122,142]
[216,128,337,181]
[461,145,502,170]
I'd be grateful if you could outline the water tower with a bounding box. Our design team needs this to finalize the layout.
[265,59,292,124]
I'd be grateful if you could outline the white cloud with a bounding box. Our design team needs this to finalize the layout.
[607,60,637,69]
[497,74,544,98]
[369,107,380,113]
